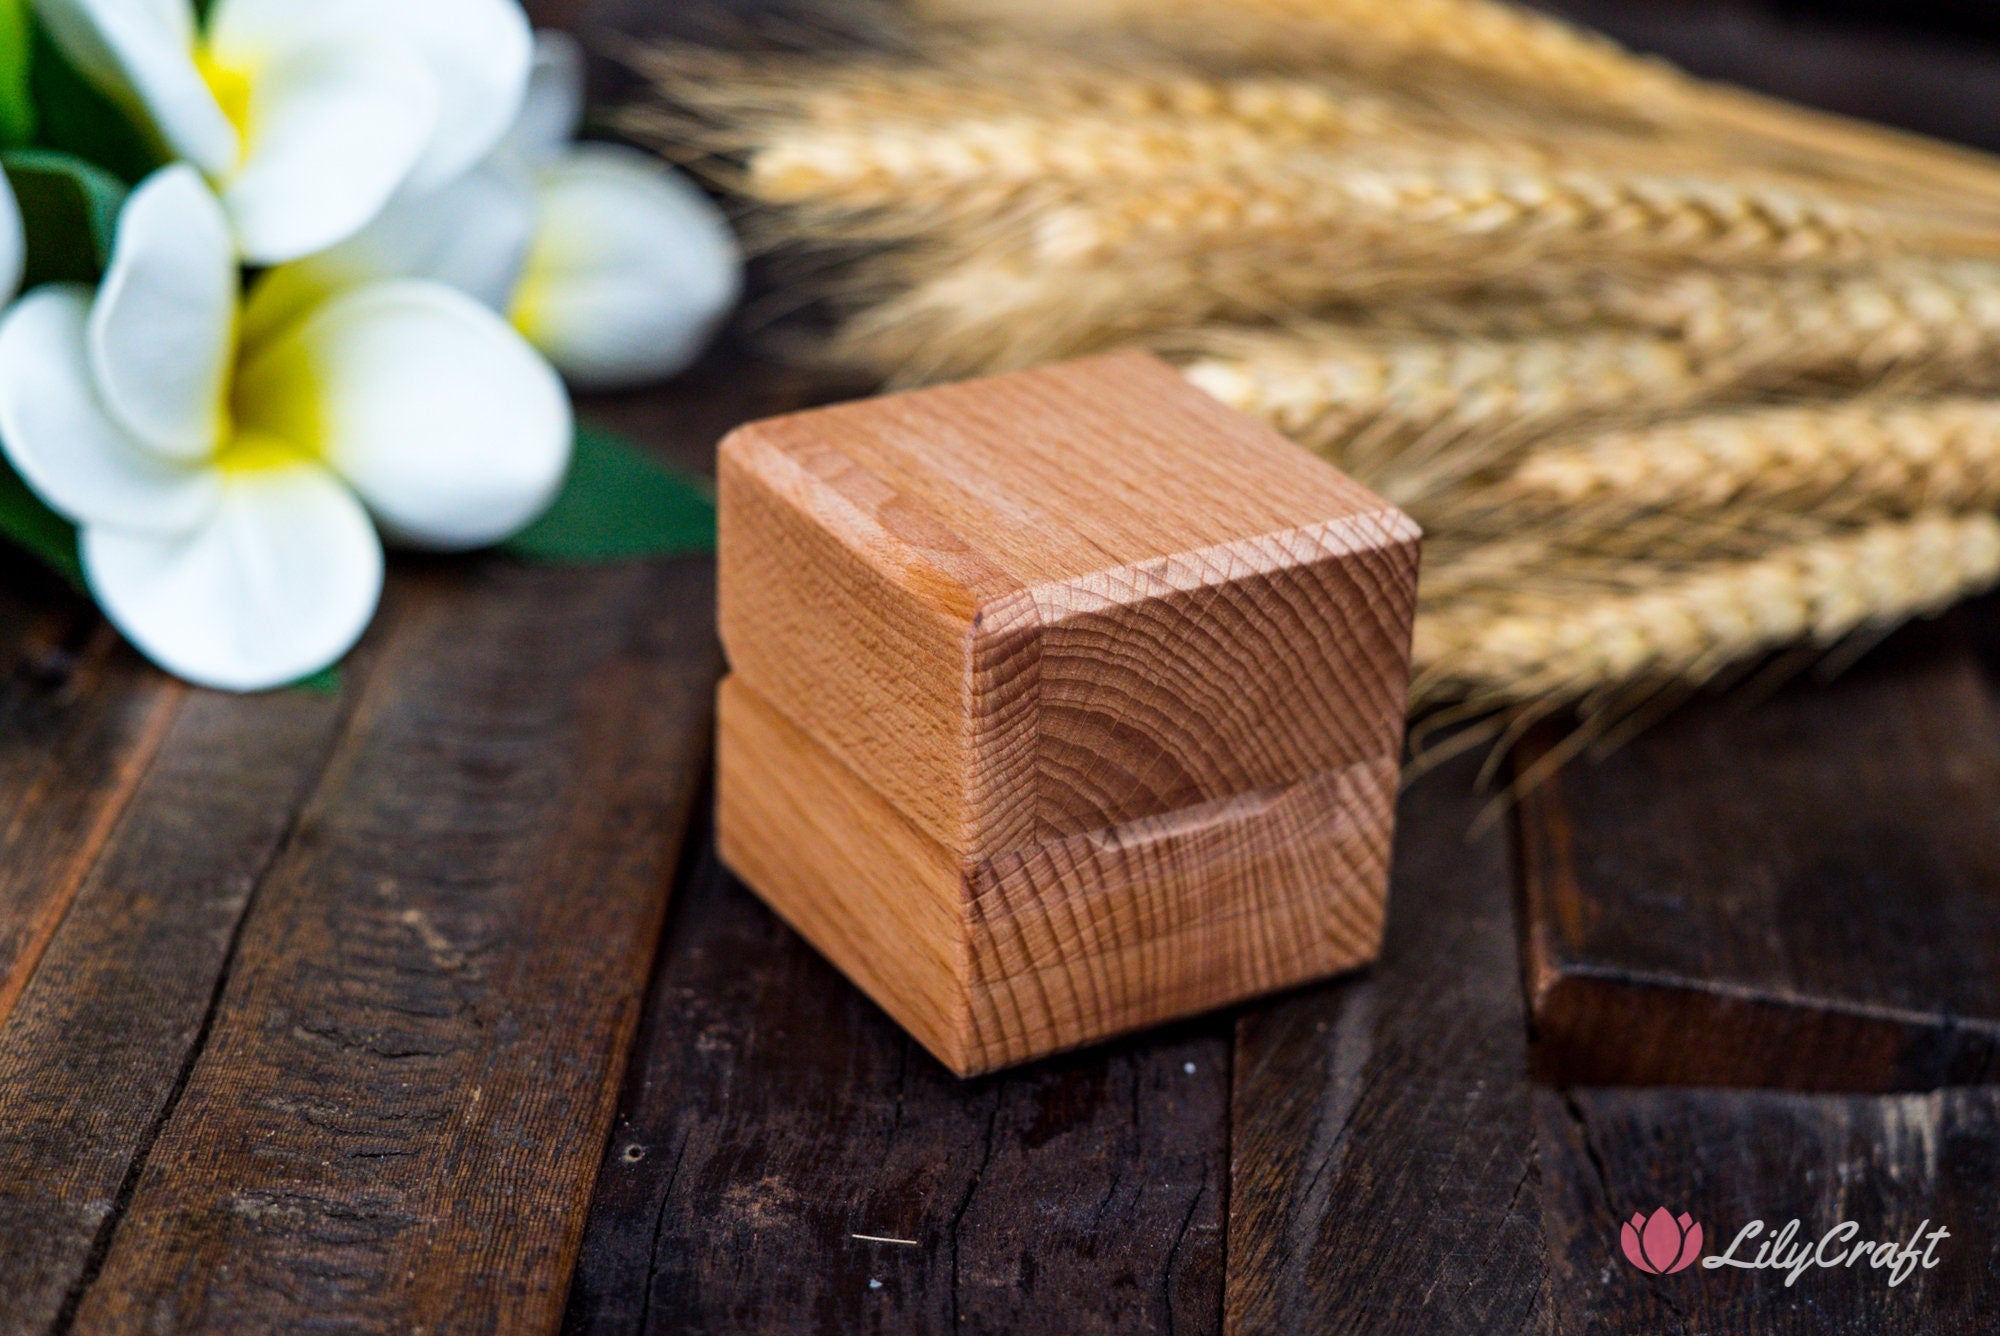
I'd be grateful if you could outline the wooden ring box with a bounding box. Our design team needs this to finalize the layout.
[716,352,1421,1074]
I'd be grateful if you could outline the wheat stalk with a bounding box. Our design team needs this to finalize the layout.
[630,39,1380,131]
[1175,324,1722,502]
[1030,154,1906,267]
[1466,397,2000,528]
[1411,511,2000,706]
[1600,259,2000,388]
[739,113,1325,209]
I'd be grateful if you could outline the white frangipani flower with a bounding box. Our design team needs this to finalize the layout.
[0,166,571,690]
[34,0,533,263]
[251,31,743,389]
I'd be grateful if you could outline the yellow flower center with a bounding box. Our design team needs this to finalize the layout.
[195,47,256,142]
[224,326,325,474]
[212,432,303,476]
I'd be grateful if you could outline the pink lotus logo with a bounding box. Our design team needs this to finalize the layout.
[1622,1208,1704,1274]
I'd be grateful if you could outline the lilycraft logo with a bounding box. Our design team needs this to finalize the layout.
[1618,1207,1949,1287]
[1622,1208,1702,1274]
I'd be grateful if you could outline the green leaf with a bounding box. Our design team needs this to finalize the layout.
[28,18,162,184]
[0,0,33,147]
[503,424,718,564]
[4,147,127,285]
[288,664,343,695]
[0,455,81,589]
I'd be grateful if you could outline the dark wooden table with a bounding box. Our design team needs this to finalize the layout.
[4,2,2000,1332]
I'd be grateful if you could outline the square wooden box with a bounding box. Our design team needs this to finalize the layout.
[716,352,1421,1074]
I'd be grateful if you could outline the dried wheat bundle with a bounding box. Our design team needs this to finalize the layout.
[636,1,2000,734]
[1411,510,2000,707]
[1464,396,2000,527]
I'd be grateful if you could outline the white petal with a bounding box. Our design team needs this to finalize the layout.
[276,158,536,317]
[88,165,235,461]
[515,146,741,390]
[220,36,439,263]
[390,0,532,187]
[33,0,237,173]
[504,30,584,164]
[238,280,570,550]
[82,461,381,691]
[0,287,219,533]
[208,0,526,187]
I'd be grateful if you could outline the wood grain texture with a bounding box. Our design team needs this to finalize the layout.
[563,841,1228,1335]
[61,558,718,1335]
[1225,753,1547,1335]
[721,674,1390,1074]
[1539,1084,2000,1333]
[0,602,182,1030]
[0,680,349,1336]
[1517,610,2000,1091]
[718,353,1419,1071]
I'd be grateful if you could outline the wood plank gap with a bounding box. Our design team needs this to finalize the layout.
[46,654,376,1336]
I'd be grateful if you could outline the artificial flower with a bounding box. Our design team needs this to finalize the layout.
[0,164,570,689]
[33,0,533,262]
[247,31,742,389]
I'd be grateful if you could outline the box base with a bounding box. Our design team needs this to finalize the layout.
[717,676,1394,1075]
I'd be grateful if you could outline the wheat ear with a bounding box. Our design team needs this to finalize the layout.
[1599,259,2000,389]
[1032,153,1974,271]
[1176,324,1721,502]
[1467,397,2000,528]
[1411,511,2000,705]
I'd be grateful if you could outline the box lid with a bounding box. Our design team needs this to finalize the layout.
[719,351,1421,860]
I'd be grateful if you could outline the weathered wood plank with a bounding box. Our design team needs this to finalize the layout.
[0,677,352,1336]
[1224,753,1547,1335]
[563,843,1230,1335]
[1517,613,2000,1091]
[65,555,719,1334]
[0,579,182,1026]
[1539,1083,2000,1333]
